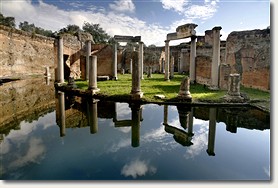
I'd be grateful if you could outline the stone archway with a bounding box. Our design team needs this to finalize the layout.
[113,35,144,80]
[164,23,198,82]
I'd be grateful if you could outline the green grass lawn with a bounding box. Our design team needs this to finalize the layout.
[75,73,270,103]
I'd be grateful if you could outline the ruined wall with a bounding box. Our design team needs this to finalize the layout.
[0,25,55,78]
[225,29,270,91]
[93,45,114,77]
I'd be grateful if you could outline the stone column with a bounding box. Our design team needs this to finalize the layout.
[178,76,192,100]
[113,43,118,80]
[147,66,152,78]
[163,105,168,125]
[188,108,194,136]
[57,91,65,137]
[207,108,217,156]
[139,42,144,80]
[179,49,186,74]
[170,56,174,79]
[130,59,132,74]
[87,99,98,134]
[88,55,100,94]
[57,36,64,84]
[161,58,165,73]
[130,51,143,100]
[130,103,142,147]
[189,36,197,83]
[210,26,222,90]
[177,106,190,129]
[44,66,51,77]
[228,73,241,96]
[85,40,92,81]
[164,40,170,81]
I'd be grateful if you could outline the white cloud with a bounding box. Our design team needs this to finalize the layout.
[109,0,135,13]
[160,0,219,21]
[121,159,157,178]
[184,3,218,20]
[160,0,189,13]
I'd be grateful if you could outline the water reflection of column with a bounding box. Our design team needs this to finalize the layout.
[207,108,217,156]
[163,105,168,125]
[188,107,194,136]
[177,106,191,129]
[87,99,99,134]
[130,103,142,147]
[57,91,66,137]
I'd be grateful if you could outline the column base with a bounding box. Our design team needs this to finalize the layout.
[111,76,118,80]
[208,86,219,91]
[130,92,143,100]
[177,94,192,101]
[88,88,100,95]
[222,94,245,103]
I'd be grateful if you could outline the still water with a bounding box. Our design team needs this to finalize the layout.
[0,79,270,180]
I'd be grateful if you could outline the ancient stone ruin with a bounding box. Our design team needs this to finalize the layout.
[0,23,270,93]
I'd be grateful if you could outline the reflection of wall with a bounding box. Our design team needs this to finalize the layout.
[0,78,55,134]
[193,107,270,131]
[57,95,116,129]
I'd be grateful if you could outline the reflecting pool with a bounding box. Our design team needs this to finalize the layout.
[0,79,270,180]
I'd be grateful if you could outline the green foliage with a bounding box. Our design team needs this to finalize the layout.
[19,21,36,32]
[19,21,54,37]
[0,13,16,28]
[82,22,110,44]
[58,24,81,35]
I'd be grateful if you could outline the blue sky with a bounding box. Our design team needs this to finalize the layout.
[0,0,270,46]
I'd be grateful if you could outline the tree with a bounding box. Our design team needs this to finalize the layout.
[0,13,16,28]
[82,22,110,44]
[19,21,36,33]
[58,24,81,35]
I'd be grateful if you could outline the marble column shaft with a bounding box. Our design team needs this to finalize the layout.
[139,42,144,80]
[113,43,118,80]
[211,26,222,88]
[88,55,98,90]
[85,40,91,81]
[164,40,170,81]
[57,37,64,83]
[189,36,196,83]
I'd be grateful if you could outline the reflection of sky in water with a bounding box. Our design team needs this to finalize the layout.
[0,103,270,180]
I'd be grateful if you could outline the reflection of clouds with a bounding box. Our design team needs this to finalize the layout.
[264,165,270,178]
[117,127,131,133]
[40,112,56,130]
[106,138,130,153]
[184,118,209,159]
[121,159,157,179]
[9,137,45,169]
[116,103,131,119]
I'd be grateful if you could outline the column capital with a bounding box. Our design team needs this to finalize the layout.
[139,41,144,44]
[191,35,197,40]
[212,26,222,31]
[164,40,170,43]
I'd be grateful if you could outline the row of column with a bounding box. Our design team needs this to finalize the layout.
[164,36,197,83]
[56,37,93,83]
[177,27,222,88]
[113,42,144,81]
